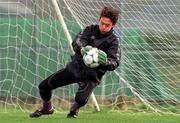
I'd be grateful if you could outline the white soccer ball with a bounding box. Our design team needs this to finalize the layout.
[83,48,99,68]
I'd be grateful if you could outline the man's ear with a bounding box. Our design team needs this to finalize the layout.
[99,17,101,22]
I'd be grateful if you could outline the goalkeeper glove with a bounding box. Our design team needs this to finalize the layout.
[98,50,107,65]
[80,45,92,56]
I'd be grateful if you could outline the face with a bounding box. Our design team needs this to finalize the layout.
[99,16,114,34]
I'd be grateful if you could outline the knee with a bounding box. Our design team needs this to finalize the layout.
[38,81,52,92]
[75,96,88,107]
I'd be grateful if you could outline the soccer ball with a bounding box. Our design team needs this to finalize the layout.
[83,48,99,68]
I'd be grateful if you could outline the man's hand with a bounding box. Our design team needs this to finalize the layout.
[80,45,92,56]
[98,50,107,65]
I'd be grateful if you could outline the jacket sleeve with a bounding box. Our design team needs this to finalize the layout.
[104,39,121,71]
[72,26,91,55]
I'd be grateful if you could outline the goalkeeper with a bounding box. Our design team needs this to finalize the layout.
[30,6,121,118]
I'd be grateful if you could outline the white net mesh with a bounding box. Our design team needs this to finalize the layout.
[0,0,180,114]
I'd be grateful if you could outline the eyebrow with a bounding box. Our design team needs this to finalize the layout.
[101,21,111,26]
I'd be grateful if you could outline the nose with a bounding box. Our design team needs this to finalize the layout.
[101,24,106,31]
[102,24,106,29]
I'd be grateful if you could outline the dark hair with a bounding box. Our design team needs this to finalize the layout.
[100,6,119,25]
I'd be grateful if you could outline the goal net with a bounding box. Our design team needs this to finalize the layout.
[0,0,180,114]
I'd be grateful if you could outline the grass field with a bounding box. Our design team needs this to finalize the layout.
[0,109,180,123]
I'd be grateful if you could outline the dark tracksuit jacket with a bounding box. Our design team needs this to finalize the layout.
[38,24,121,106]
[72,24,121,82]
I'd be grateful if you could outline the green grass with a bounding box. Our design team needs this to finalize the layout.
[0,109,180,123]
